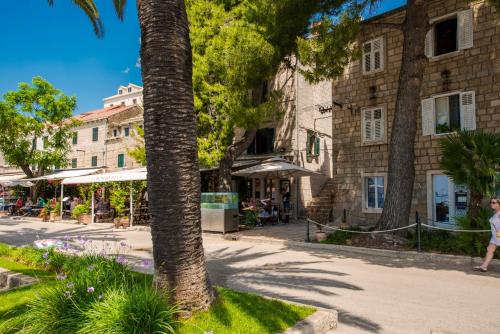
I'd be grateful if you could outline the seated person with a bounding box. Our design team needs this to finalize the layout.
[21,198,34,215]
[36,197,46,208]
[14,197,24,214]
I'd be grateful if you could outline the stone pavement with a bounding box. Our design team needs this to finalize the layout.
[1,218,499,334]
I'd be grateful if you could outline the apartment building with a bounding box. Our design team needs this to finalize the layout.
[327,0,499,226]
[103,83,143,108]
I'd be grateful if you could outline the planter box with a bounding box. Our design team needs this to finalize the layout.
[79,214,92,225]
[114,217,130,229]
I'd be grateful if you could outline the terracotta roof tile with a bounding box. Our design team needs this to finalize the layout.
[73,105,135,123]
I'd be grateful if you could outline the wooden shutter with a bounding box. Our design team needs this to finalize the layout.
[425,28,434,58]
[363,41,371,74]
[306,132,312,158]
[373,108,384,140]
[460,91,476,130]
[458,9,473,50]
[373,37,383,71]
[363,109,373,142]
[314,136,320,157]
[421,98,435,136]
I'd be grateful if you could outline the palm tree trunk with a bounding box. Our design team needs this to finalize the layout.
[139,0,215,311]
[218,130,256,191]
[377,0,429,229]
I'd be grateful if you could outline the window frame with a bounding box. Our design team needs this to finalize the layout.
[362,36,385,75]
[124,127,130,137]
[361,172,387,213]
[117,154,125,168]
[71,158,77,169]
[92,127,99,142]
[91,156,98,167]
[361,106,386,145]
[72,132,78,145]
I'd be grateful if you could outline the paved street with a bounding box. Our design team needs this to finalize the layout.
[1,218,499,334]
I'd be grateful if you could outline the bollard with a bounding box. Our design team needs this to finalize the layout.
[342,208,347,225]
[306,219,310,242]
[416,211,422,252]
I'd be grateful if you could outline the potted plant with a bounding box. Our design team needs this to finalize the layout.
[72,203,91,224]
[49,202,62,222]
[39,207,50,222]
[110,185,129,228]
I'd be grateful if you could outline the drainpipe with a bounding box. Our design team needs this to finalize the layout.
[295,62,301,219]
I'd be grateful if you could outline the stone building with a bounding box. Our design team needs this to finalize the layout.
[103,83,143,108]
[328,0,499,226]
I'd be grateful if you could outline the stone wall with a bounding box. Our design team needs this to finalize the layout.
[330,0,500,226]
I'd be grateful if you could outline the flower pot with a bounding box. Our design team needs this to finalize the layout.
[49,212,56,222]
[315,231,327,242]
[121,218,130,228]
[79,214,92,225]
[0,211,8,218]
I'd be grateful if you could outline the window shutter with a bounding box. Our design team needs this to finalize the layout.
[460,91,476,130]
[373,38,383,70]
[421,98,435,136]
[363,109,373,142]
[425,28,434,58]
[373,109,383,140]
[458,9,473,50]
[363,42,371,73]
[306,132,312,158]
[314,136,320,157]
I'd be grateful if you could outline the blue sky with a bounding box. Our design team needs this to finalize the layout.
[0,0,405,114]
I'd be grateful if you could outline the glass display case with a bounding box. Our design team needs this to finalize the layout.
[201,192,238,210]
[200,192,239,233]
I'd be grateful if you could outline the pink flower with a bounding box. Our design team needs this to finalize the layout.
[42,252,49,259]
[87,286,95,293]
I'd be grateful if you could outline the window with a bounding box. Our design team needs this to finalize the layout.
[92,127,99,142]
[117,154,125,168]
[363,175,385,211]
[128,87,132,93]
[71,158,77,169]
[72,132,78,145]
[306,131,320,160]
[110,104,114,107]
[113,129,119,137]
[32,138,37,150]
[124,127,130,137]
[121,101,125,106]
[42,136,49,149]
[362,37,384,74]
[133,99,137,104]
[91,156,98,167]
[427,172,468,225]
[421,91,476,136]
[247,128,275,155]
[362,107,385,143]
[119,89,123,95]
[425,9,473,58]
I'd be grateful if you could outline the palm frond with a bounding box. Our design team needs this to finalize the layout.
[48,0,104,38]
[113,0,128,21]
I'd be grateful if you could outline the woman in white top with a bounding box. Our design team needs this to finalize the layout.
[474,195,500,272]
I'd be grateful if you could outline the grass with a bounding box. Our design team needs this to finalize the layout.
[0,243,315,334]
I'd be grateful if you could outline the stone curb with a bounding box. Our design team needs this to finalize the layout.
[282,310,337,334]
[0,267,39,292]
[208,234,500,272]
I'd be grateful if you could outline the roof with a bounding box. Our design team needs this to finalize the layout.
[73,105,137,123]
[362,5,406,25]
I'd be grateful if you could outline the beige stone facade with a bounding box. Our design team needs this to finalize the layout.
[329,0,500,226]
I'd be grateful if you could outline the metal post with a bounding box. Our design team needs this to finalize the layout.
[91,190,95,224]
[129,182,133,227]
[60,183,64,218]
[306,218,310,242]
[416,211,422,252]
[343,208,347,225]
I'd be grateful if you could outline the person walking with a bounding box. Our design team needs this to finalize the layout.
[474,195,500,272]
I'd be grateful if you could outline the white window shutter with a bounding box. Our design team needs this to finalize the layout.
[458,9,474,50]
[363,109,373,141]
[425,28,434,58]
[421,98,435,136]
[372,38,382,70]
[460,91,476,130]
[373,109,383,140]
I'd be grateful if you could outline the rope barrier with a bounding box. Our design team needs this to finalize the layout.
[421,223,490,233]
[306,219,417,234]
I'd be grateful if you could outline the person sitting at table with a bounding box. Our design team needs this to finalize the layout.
[14,197,24,215]
[22,198,34,215]
[36,196,46,208]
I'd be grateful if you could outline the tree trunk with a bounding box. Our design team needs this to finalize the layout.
[377,0,429,229]
[139,0,215,311]
[218,130,256,192]
[467,190,483,224]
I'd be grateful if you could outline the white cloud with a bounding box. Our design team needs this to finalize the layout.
[135,57,141,69]
[121,67,130,74]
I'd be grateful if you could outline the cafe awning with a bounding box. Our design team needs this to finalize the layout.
[0,174,33,187]
[27,168,102,182]
[62,168,147,185]
[232,158,321,179]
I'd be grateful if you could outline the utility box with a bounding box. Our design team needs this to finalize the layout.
[201,192,239,233]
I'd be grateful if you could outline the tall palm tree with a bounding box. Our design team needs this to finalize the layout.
[48,0,215,311]
[440,130,500,220]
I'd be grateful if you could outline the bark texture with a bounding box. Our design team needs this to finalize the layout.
[218,130,256,191]
[377,0,429,229]
[139,0,215,311]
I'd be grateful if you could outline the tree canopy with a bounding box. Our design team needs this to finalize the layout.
[0,77,78,177]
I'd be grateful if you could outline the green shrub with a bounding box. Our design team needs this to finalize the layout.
[242,210,257,227]
[72,204,90,220]
[323,226,361,245]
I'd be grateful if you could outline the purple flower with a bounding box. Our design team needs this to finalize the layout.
[64,290,71,298]
[56,274,67,281]
[42,252,49,259]
[66,282,74,289]
[141,259,152,267]
[115,256,127,265]
[87,286,95,294]
[64,235,71,241]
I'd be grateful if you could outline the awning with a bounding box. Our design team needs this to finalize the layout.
[62,168,147,185]
[0,174,33,187]
[232,158,322,178]
[27,168,102,182]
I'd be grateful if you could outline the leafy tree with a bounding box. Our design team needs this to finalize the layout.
[0,76,77,178]
[127,126,146,165]
[440,130,500,220]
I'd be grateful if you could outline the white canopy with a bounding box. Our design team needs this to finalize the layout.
[27,168,102,182]
[232,158,321,178]
[62,168,147,185]
[0,174,33,187]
